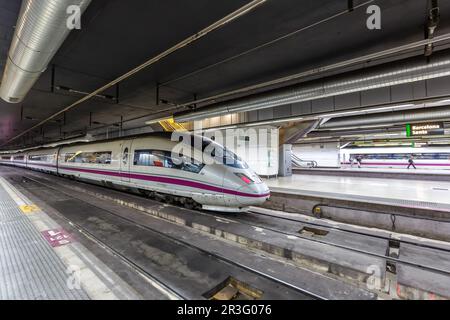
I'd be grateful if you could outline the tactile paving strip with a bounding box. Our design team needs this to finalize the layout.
[0,183,89,300]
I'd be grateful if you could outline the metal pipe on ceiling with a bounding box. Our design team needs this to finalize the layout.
[424,0,440,56]
[319,105,450,130]
[307,127,405,139]
[170,33,450,114]
[174,51,450,122]
[0,0,92,103]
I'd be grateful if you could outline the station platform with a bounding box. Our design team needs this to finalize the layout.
[293,167,450,182]
[263,173,450,242]
[265,173,450,210]
[0,176,140,300]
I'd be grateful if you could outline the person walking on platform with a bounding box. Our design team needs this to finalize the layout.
[407,155,417,169]
[356,155,363,168]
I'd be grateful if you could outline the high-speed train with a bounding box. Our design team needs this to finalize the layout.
[340,147,450,169]
[0,132,270,212]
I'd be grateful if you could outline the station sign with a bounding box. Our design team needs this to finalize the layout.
[406,122,444,137]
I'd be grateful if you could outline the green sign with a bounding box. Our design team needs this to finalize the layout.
[406,124,412,137]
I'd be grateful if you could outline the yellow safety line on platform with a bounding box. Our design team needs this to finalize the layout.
[19,204,40,214]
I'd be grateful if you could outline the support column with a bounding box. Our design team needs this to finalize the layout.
[278,144,292,177]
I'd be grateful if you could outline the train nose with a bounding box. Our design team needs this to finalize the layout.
[236,181,270,206]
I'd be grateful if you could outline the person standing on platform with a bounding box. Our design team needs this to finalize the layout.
[407,155,417,169]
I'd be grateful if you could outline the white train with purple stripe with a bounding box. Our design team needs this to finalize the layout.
[340,147,450,169]
[27,148,59,173]
[0,152,27,168]
[0,133,270,212]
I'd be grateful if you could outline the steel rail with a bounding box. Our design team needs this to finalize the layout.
[19,172,326,300]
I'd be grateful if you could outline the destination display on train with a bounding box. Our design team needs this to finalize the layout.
[406,122,445,137]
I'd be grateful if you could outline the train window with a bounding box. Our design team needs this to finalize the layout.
[168,154,204,173]
[134,150,154,166]
[134,150,169,168]
[216,147,249,169]
[134,150,151,166]
[1,156,10,160]
[202,143,248,169]
[134,149,204,173]
[151,151,165,167]
[64,153,76,162]
[66,151,111,164]
[13,156,24,161]
[185,135,249,169]
[29,154,53,162]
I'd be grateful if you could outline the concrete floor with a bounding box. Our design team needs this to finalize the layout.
[265,174,450,205]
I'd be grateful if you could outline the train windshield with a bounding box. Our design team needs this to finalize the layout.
[185,135,249,169]
[214,146,249,169]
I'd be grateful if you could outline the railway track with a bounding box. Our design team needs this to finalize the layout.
[10,169,326,300]
[247,207,450,253]
[47,205,186,300]
[233,209,450,276]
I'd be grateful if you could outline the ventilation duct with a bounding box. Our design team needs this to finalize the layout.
[319,105,450,130]
[174,52,450,122]
[0,0,91,103]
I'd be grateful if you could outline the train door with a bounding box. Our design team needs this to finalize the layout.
[120,140,132,183]
[55,147,61,175]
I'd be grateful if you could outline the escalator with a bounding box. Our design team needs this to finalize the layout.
[291,154,317,168]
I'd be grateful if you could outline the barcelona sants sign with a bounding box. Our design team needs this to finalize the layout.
[406,122,445,137]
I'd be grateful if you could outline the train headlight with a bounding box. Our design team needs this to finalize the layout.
[235,173,254,184]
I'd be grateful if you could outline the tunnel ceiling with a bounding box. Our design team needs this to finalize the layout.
[1,0,450,149]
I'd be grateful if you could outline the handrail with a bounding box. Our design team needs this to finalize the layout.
[292,154,317,168]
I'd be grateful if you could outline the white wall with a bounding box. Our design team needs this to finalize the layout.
[293,142,340,168]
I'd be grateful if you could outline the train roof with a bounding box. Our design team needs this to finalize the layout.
[0,131,218,154]
[70,131,175,145]
[63,131,216,149]
[6,131,202,153]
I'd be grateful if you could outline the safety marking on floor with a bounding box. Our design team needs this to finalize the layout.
[19,204,40,214]
[41,228,74,247]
